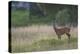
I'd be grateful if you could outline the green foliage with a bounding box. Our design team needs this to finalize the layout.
[11,4,78,27]
[11,9,30,27]
[55,9,70,25]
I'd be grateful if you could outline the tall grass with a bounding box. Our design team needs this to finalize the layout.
[11,25,78,53]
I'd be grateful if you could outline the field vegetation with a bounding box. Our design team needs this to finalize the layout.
[11,25,78,52]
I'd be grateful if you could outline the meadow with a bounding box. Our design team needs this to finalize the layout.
[10,3,78,53]
[11,25,78,53]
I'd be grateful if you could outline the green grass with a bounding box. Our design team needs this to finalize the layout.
[12,37,77,53]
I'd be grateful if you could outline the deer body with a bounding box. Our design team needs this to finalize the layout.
[53,26,71,40]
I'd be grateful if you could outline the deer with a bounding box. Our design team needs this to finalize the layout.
[53,23,71,41]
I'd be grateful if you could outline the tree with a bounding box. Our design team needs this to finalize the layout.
[55,8,70,26]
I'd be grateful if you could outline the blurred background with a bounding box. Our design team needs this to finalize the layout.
[11,1,78,27]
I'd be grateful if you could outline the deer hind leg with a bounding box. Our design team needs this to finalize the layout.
[57,35,61,40]
[66,33,71,40]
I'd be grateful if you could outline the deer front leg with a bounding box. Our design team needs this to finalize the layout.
[66,33,71,43]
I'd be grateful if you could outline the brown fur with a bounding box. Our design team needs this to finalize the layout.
[54,26,71,40]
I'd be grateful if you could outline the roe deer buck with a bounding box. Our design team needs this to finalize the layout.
[53,25,71,40]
